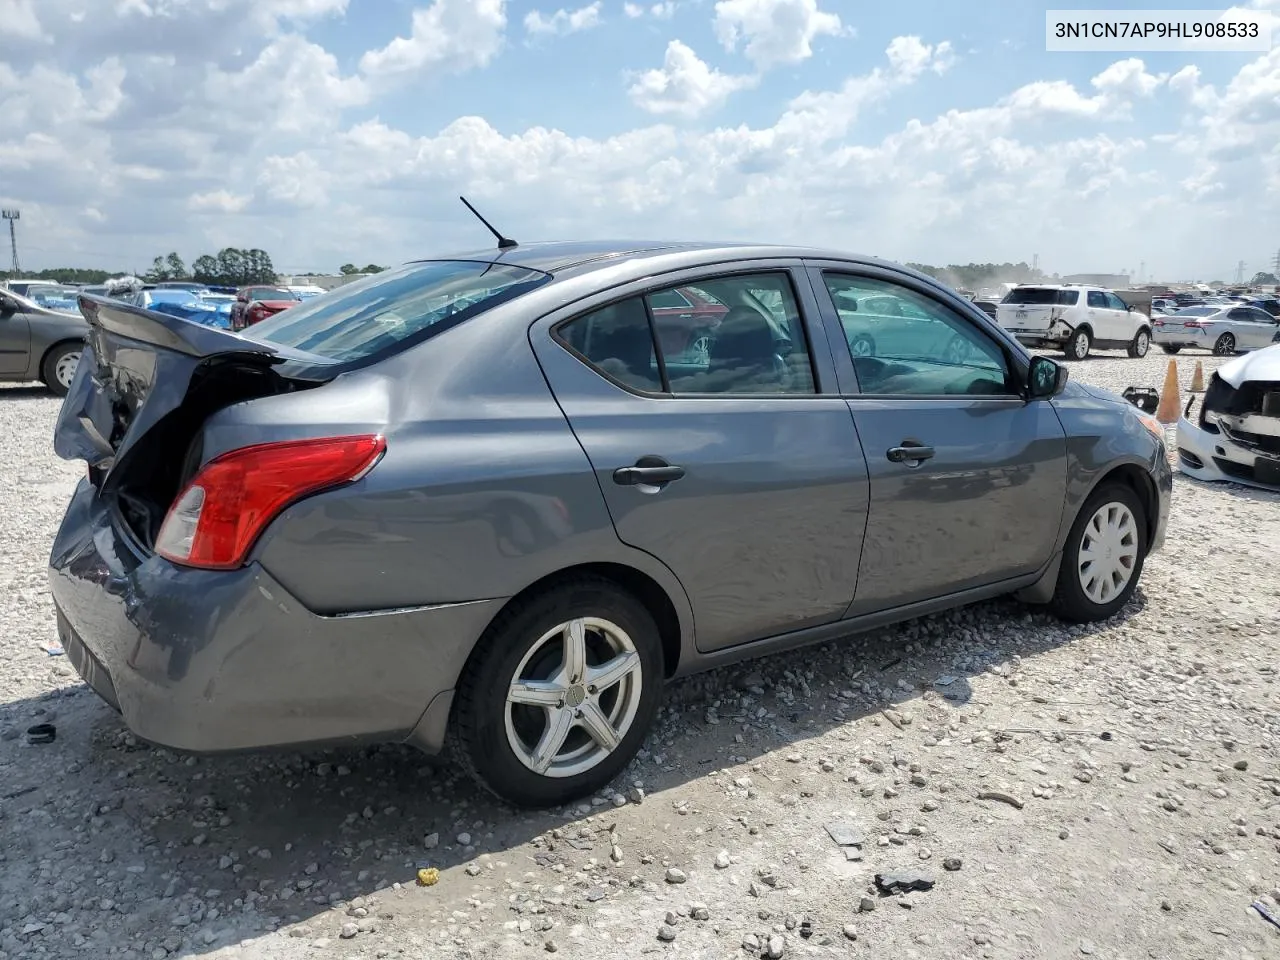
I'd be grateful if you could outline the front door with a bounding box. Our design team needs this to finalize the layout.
[807,265,1069,616]
[0,296,31,374]
[1227,307,1279,350]
[532,265,870,652]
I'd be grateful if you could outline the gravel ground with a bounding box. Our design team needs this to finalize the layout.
[2,348,1279,960]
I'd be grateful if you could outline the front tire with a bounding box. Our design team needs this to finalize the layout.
[1064,328,1091,361]
[1127,328,1151,358]
[1213,333,1236,356]
[1051,482,1147,623]
[41,342,83,398]
[451,577,664,808]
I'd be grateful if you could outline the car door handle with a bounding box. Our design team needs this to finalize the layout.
[613,457,686,487]
[886,442,935,464]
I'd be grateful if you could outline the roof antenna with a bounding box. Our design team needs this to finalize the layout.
[459,196,517,250]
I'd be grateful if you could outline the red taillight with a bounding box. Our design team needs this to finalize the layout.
[1182,320,1204,328]
[155,435,386,570]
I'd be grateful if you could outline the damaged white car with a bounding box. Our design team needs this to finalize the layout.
[1177,344,1280,490]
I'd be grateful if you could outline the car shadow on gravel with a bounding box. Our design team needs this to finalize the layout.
[0,589,1147,956]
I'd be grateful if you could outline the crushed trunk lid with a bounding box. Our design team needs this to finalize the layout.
[55,295,330,473]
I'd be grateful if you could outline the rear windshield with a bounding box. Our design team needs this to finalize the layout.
[1002,288,1079,306]
[243,260,551,363]
[1174,307,1217,317]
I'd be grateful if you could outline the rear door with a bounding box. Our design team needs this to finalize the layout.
[806,263,1069,615]
[1227,307,1278,349]
[531,262,870,653]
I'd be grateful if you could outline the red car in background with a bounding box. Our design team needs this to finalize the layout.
[229,285,302,331]
[648,285,728,363]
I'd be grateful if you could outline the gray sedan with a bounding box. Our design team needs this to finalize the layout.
[1153,304,1280,356]
[49,240,1172,808]
[0,288,88,395]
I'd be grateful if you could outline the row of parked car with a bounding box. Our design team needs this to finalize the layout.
[0,277,321,395]
[987,283,1280,361]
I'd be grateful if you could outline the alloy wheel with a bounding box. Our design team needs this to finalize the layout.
[1214,333,1235,356]
[504,617,644,779]
[1076,502,1139,605]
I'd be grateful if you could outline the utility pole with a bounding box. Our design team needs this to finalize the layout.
[1,209,18,276]
[1271,248,1279,276]
[1138,260,1145,285]
[1234,260,1245,285]
[1032,253,1039,274]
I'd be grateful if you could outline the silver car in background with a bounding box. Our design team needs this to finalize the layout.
[1152,304,1280,356]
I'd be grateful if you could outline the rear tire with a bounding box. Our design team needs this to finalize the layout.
[1063,328,1091,361]
[41,342,83,398]
[1127,328,1151,358]
[1160,344,1182,355]
[1213,333,1236,356]
[450,576,664,808]
[1050,482,1147,623]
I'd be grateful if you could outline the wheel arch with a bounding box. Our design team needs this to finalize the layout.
[1083,463,1160,550]
[479,562,685,679]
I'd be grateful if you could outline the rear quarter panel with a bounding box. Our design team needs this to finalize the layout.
[24,310,89,380]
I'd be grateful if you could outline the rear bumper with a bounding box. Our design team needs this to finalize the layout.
[49,479,504,754]
[1176,417,1280,491]
[1152,328,1208,349]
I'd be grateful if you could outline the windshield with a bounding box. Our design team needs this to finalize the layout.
[1001,288,1079,306]
[243,260,551,362]
[146,290,198,304]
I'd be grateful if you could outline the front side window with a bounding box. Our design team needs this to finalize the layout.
[554,272,818,396]
[824,273,1012,397]
[1105,292,1128,311]
[244,260,551,363]
[1087,291,1108,308]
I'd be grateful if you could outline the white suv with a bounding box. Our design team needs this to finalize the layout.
[996,284,1152,361]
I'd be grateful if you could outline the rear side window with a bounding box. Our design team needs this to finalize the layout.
[555,271,817,396]
[244,260,551,363]
[1002,288,1079,306]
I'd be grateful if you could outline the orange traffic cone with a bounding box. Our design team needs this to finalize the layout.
[1155,359,1182,424]
[1190,360,1205,393]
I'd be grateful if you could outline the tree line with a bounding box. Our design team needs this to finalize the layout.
[904,261,1047,292]
[147,248,277,286]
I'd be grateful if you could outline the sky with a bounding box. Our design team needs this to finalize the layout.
[1,0,1278,282]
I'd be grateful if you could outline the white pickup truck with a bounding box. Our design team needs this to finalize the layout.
[996,284,1152,361]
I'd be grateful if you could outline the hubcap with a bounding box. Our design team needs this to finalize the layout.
[850,337,873,357]
[504,617,643,779]
[55,351,82,389]
[1077,502,1139,605]
[1136,333,1148,355]
[1073,334,1088,358]
[1218,336,1234,355]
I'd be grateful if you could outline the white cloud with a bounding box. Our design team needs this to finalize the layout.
[359,0,506,82]
[713,0,845,69]
[627,40,758,118]
[189,190,250,214]
[625,1,676,17]
[0,0,44,39]
[524,2,602,38]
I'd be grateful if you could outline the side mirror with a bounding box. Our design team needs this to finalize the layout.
[1027,355,1068,400]
[0,296,16,317]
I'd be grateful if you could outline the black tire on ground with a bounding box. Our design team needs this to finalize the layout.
[1050,482,1148,623]
[1213,333,1236,356]
[1127,328,1151,358]
[449,576,665,808]
[40,342,83,398]
[1160,344,1182,355]
[1063,328,1091,361]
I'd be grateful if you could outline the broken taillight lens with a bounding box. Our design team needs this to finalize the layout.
[155,435,386,570]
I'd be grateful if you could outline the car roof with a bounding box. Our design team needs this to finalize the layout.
[403,239,895,277]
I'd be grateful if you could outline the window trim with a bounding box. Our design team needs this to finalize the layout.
[808,264,1029,402]
[548,266,825,400]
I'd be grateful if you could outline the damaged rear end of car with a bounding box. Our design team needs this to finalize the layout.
[1177,345,1280,490]
[48,259,553,754]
